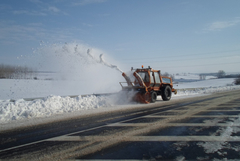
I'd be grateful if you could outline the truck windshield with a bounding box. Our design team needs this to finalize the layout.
[138,72,149,82]
[162,77,171,84]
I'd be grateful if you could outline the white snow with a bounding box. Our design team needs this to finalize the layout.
[0,79,121,100]
[174,73,202,80]
[175,78,235,89]
[0,42,240,130]
[175,84,240,97]
[1,77,240,127]
[197,116,240,155]
[0,95,111,123]
[174,73,218,80]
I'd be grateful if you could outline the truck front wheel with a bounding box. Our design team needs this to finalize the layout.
[161,86,172,101]
[150,92,157,103]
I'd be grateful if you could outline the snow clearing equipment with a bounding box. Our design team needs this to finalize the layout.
[120,66,177,104]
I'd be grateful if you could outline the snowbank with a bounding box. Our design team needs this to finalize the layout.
[1,84,240,124]
[0,95,111,124]
[1,76,240,125]
[175,85,240,96]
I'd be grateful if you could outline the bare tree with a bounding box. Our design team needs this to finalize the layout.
[217,70,226,78]
[162,72,174,80]
[234,75,240,85]
[199,74,206,80]
[162,72,170,77]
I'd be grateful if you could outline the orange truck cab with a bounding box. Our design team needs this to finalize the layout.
[120,66,177,103]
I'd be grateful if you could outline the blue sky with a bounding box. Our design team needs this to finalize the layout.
[0,0,240,73]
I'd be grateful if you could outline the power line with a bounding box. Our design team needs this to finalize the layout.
[122,54,240,64]
[153,62,240,69]
[121,49,240,61]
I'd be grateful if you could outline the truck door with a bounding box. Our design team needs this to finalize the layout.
[150,71,154,87]
[153,71,161,89]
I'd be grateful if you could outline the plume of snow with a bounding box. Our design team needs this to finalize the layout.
[87,49,123,73]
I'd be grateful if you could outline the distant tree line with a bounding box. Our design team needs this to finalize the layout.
[0,64,36,79]
[212,70,240,85]
[217,70,240,79]
[198,70,239,79]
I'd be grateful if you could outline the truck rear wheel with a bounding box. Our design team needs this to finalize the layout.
[161,86,172,101]
[150,92,157,103]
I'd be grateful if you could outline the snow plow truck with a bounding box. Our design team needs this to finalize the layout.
[120,66,177,103]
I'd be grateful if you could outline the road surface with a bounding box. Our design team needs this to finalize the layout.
[0,90,240,160]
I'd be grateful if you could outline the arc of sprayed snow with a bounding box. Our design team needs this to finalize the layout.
[99,54,123,73]
[87,49,123,73]
[87,49,99,63]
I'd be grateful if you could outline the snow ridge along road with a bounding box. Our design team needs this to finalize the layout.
[1,84,240,127]
[0,89,240,160]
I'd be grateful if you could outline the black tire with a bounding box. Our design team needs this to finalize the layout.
[161,86,172,101]
[150,92,157,103]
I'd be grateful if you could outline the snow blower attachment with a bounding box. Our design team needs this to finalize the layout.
[120,66,177,104]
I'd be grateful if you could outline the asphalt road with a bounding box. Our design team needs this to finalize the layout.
[0,90,240,160]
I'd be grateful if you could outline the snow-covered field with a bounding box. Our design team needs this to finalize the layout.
[175,78,239,96]
[1,76,240,128]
